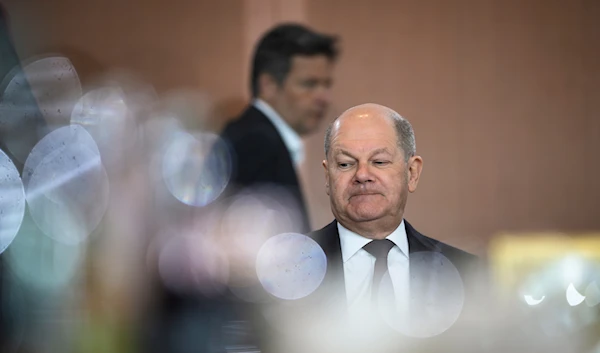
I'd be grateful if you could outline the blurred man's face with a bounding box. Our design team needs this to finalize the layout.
[263,55,334,135]
[323,106,422,238]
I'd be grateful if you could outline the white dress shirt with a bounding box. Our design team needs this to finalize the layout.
[252,99,305,166]
[338,220,410,316]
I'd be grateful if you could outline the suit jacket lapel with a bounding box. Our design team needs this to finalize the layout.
[405,220,441,254]
[309,220,347,309]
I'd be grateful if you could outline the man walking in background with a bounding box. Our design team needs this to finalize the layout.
[221,22,339,232]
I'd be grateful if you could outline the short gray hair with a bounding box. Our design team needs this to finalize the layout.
[324,111,416,162]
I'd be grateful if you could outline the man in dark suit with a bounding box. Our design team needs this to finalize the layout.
[220,23,339,233]
[145,24,339,353]
[265,103,482,352]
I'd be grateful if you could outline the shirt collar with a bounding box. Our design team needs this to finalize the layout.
[337,219,409,263]
[253,99,305,166]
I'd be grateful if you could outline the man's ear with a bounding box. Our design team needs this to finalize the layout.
[407,155,423,193]
[323,159,330,195]
[258,73,279,100]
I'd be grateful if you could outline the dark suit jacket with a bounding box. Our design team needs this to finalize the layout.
[220,105,310,233]
[146,106,313,353]
[262,219,483,352]
[308,219,479,307]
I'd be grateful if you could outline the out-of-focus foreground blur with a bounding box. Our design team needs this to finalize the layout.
[0,1,598,352]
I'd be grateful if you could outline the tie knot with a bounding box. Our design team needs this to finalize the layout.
[362,239,395,259]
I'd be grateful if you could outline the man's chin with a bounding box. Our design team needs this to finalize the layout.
[347,211,385,224]
[301,114,326,134]
[297,123,319,136]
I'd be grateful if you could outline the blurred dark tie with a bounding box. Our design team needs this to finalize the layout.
[362,239,395,303]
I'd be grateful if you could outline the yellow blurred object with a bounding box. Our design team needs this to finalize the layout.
[488,232,600,292]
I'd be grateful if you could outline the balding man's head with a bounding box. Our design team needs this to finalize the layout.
[321,103,423,239]
[324,103,416,162]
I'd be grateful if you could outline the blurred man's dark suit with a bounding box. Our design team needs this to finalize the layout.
[220,104,311,233]
[146,104,314,353]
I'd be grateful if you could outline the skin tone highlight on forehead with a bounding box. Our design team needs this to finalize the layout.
[328,104,400,158]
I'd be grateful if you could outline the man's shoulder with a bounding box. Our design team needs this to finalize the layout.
[306,221,340,254]
[217,104,301,201]
[307,220,337,238]
[404,220,480,276]
[223,106,272,134]
[221,106,282,148]
[424,233,477,262]
[405,222,487,297]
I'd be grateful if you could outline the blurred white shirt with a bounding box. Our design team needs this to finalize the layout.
[338,220,410,316]
[253,99,305,166]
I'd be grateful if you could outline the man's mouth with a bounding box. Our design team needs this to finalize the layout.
[349,193,380,199]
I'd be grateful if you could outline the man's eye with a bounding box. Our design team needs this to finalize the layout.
[338,163,351,169]
[301,80,318,89]
[374,161,390,166]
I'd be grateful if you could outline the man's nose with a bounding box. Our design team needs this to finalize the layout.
[353,162,374,184]
[315,85,332,107]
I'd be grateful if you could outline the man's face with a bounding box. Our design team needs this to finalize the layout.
[264,55,334,135]
[323,109,421,237]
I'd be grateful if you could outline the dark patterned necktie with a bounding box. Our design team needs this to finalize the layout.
[362,239,395,303]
